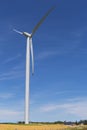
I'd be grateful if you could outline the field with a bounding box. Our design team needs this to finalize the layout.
[0,124,87,130]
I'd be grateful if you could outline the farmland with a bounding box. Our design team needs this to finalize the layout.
[0,124,87,130]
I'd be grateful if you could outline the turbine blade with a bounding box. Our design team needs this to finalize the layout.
[30,38,34,74]
[13,29,23,35]
[31,6,55,36]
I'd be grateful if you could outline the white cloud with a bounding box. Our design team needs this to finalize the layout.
[39,97,87,118]
[64,102,87,118]
[0,59,25,81]
[12,62,24,70]
[40,104,59,112]
[36,50,59,60]
[0,69,24,80]
[72,26,87,38]
[0,93,14,99]
[0,99,24,122]
[3,54,21,64]
[0,109,23,122]
[36,40,80,60]
[0,109,23,116]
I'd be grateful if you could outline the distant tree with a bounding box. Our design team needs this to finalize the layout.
[83,120,87,125]
[78,120,87,125]
[75,120,78,125]
[54,121,64,124]
[18,121,24,124]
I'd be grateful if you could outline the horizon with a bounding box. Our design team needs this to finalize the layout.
[0,119,87,124]
[0,0,87,122]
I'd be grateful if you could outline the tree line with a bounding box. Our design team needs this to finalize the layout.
[17,120,87,125]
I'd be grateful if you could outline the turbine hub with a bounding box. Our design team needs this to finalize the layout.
[23,32,31,37]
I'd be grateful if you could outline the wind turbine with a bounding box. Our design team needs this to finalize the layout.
[13,6,55,124]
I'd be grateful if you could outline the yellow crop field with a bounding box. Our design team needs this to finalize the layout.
[0,124,87,130]
[0,124,70,130]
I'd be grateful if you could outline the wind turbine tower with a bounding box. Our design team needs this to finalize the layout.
[14,6,55,124]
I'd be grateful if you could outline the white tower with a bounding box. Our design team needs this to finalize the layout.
[13,6,55,124]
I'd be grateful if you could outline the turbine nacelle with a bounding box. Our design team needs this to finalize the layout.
[23,32,32,38]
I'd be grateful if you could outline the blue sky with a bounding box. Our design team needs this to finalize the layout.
[0,0,87,122]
